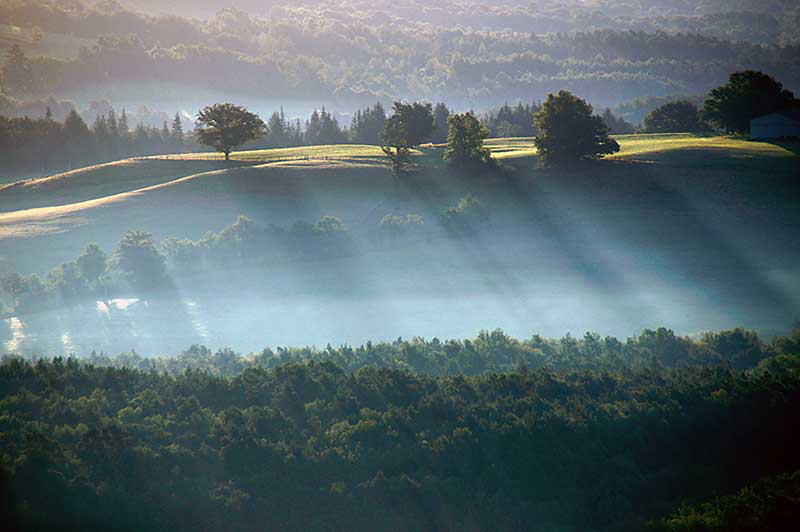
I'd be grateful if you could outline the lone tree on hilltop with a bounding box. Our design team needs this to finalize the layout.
[644,100,703,133]
[381,101,434,175]
[195,103,265,160]
[703,71,796,134]
[533,90,619,165]
[444,111,493,168]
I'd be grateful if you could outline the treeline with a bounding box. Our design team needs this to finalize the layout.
[0,198,488,314]
[75,327,798,377]
[1,93,640,177]
[1,0,798,109]
[0,106,190,176]
[0,101,382,177]
[2,328,799,531]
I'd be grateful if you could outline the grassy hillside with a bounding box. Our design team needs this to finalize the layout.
[1,132,799,350]
[2,134,795,214]
[0,133,797,274]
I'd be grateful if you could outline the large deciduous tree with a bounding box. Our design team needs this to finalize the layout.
[643,100,703,133]
[533,91,619,165]
[380,102,434,174]
[703,71,796,134]
[195,103,266,160]
[444,111,493,167]
[77,244,108,286]
[115,230,168,291]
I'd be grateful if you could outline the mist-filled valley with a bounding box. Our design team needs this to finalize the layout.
[3,0,800,531]
[3,136,799,355]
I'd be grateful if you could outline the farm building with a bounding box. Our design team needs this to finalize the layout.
[750,111,800,140]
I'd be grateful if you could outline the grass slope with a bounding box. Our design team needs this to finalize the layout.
[0,133,797,274]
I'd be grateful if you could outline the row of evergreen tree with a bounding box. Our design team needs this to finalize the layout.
[0,108,188,176]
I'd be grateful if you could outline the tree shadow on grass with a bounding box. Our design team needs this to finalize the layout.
[768,140,800,157]
[501,157,800,324]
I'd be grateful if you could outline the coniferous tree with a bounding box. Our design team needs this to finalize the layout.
[602,108,636,134]
[266,110,288,147]
[93,114,111,161]
[107,109,119,159]
[161,121,171,152]
[63,109,93,168]
[432,102,450,143]
[171,112,184,150]
[350,102,386,145]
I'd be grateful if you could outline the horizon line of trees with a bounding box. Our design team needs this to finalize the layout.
[9,324,791,376]
[3,69,797,178]
[1,0,799,110]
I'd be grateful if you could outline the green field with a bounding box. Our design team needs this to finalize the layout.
[0,132,798,274]
[3,133,796,217]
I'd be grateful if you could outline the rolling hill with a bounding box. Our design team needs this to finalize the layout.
[1,133,799,352]
[0,134,798,273]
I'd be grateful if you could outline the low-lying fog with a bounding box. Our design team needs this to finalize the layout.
[4,229,799,356]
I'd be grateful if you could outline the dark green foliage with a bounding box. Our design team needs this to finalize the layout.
[69,327,793,378]
[644,101,704,133]
[63,109,94,168]
[483,102,541,138]
[114,230,168,292]
[703,71,796,134]
[443,111,493,167]
[395,101,434,146]
[304,107,346,145]
[381,101,434,174]
[654,470,800,532]
[1,331,799,532]
[195,103,266,160]
[0,108,191,177]
[431,102,450,143]
[350,103,387,145]
[534,90,620,164]
[76,244,108,286]
[602,108,637,134]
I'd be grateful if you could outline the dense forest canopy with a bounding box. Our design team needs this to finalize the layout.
[2,327,800,531]
[0,0,798,116]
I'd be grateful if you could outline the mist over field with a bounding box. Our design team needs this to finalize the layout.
[2,145,799,355]
[2,1,800,531]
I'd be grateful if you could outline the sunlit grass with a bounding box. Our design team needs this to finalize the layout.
[484,133,799,161]
[3,133,796,221]
[608,133,796,159]
[0,159,234,212]
[162,144,423,163]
